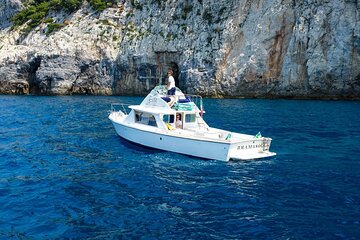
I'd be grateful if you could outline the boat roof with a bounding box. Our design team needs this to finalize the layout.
[128,85,202,115]
[129,105,177,114]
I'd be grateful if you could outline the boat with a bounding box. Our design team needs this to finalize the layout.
[108,86,276,161]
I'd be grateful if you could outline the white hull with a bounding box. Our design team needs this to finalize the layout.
[109,113,276,161]
[111,119,230,161]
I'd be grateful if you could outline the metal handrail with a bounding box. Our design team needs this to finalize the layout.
[154,85,204,113]
[110,103,131,115]
[182,94,204,115]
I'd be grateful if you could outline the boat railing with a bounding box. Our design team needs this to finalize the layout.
[181,94,204,115]
[183,94,202,105]
[110,103,131,115]
[153,85,205,114]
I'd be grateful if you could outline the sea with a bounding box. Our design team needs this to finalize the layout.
[0,95,359,239]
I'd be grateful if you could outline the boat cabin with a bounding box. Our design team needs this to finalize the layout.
[124,86,208,132]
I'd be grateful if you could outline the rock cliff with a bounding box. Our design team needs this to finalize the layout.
[0,0,359,98]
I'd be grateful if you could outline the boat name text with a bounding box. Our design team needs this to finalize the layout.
[237,144,263,150]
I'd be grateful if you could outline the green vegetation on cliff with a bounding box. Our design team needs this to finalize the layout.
[10,0,116,34]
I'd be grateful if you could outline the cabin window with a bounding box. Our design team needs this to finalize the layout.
[135,111,157,127]
[162,114,175,123]
[185,114,196,123]
[135,112,141,122]
[148,115,157,126]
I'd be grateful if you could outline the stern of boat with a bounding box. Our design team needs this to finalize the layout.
[228,137,276,160]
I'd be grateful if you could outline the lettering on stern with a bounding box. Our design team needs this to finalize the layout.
[237,144,263,150]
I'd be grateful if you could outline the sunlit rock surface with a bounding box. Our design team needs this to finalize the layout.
[0,0,359,98]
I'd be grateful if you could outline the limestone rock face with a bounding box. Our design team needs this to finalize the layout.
[0,0,22,29]
[31,55,113,95]
[0,0,359,98]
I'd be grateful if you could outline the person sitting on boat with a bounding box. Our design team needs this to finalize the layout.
[175,114,182,129]
[166,69,176,95]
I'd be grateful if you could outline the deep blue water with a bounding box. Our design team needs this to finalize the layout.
[0,95,360,239]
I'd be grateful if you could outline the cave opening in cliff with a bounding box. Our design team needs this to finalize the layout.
[28,56,41,94]
[155,51,181,89]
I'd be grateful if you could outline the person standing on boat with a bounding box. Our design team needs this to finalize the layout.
[166,69,176,95]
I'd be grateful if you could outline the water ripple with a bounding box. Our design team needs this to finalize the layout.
[0,96,360,239]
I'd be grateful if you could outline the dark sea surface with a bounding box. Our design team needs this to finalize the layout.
[0,95,360,239]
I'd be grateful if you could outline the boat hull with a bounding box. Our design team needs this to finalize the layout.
[110,116,276,161]
[111,120,231,161]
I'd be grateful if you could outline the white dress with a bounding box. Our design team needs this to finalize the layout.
[167,76,175,90]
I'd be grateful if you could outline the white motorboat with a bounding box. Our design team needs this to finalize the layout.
[108,86,276,161]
